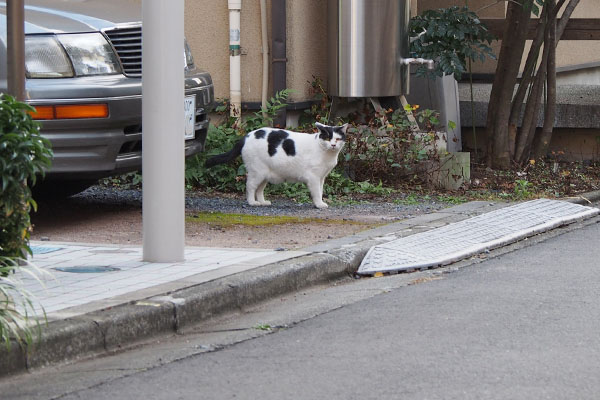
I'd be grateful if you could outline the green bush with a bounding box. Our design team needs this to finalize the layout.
[340,105,442,185]
[188,86,445,201]
[0,94,53,269]
[0,94,52,350]
[409,6,496,80]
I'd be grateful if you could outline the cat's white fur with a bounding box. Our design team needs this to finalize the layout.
[242,123,347,208]
[205,122,347,208]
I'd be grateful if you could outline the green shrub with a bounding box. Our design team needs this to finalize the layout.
[0,94,52,270]
[340,104,442,186]
[409,6,496,80]
[188,85,445,200]
[0,94,52,349]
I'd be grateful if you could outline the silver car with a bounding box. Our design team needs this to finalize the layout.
[0,0,214,195]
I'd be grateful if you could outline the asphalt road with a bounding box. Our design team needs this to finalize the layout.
[3,214,600,400]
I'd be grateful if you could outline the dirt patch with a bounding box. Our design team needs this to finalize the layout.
[29,191,426,250]
[30,207,378,249]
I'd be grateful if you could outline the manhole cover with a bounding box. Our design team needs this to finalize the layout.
[53,266,121,273]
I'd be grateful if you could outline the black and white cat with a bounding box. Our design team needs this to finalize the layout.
[206,122,348,209]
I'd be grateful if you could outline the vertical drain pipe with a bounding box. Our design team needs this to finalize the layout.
[260,0,269,118]
[228,0,242,123]
[271,0,286,127]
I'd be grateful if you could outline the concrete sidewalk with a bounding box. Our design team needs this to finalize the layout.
[1,194,598,377]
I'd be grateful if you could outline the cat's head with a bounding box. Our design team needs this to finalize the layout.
[315,122,348,152]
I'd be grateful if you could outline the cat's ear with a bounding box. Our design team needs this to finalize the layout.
[315,122,327,132]
[339,123,349,135]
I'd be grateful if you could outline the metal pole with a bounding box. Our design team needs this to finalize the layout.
[271,0,286,128]
[142,0,185,262]
[7,0,26,101]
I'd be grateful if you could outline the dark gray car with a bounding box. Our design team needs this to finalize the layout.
[0,0,214,195]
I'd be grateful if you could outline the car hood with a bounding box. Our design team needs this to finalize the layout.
[0,0,141,35]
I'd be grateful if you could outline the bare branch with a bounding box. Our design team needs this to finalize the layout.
[556,0,581,42]
[474,0,507,14]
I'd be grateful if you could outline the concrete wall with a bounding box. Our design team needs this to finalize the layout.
[555,1,600,69]
[286,0,328,103]
[184,0,267,102]
[462,127,600,162]
[175,0,599,104]
[182,0,328,103]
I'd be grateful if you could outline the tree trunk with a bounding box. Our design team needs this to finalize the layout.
[533,0,557,160]
[514,20,551,164]
[508,8,548,159]
[486,1,531,169]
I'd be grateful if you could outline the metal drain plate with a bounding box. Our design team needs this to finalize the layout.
[358,199,599,276]
[54,266,121,273]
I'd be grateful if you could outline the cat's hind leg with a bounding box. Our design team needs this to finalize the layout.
[255,180,271,206]
[245,175,262,206]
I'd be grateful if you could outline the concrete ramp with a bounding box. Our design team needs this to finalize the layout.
[357,199,599,276]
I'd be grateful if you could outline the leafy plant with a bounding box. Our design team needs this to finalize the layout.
[0,95,52,269]
[0,257,48,350]
[0,95,52,350]
[99,171,142,189]
[513,179,533,199]
[340,104,442,186]
[254,323,272,331]
[409,6,496,80]
[243,88,294,132]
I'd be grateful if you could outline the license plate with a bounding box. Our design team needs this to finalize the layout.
[184,95,196,140]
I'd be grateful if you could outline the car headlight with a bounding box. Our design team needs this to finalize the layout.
[58,33,121,76]
[25,36,74,78]
[25,33,121,78]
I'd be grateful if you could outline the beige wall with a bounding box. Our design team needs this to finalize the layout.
[180,0,599,104]
[184,0,328,103]
[286,0,328,102]
[555,1,600,68]
[185,0,267,102]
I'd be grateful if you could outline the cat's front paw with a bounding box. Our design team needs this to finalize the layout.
[314,202,329,209]
[259,200,272,206]
[247,200,261,206]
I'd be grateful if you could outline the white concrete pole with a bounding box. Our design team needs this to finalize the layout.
[142,0,185,262]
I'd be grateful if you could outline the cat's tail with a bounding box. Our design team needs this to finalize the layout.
[205,137,246,168]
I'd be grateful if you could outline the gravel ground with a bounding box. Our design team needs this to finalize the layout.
[30,186,451,250]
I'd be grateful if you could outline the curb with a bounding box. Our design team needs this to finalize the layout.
[565,190,600,205]
[0,240,377,377]
[1,193,599,377]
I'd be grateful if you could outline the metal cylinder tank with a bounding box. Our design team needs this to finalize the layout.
[327,0,410,98]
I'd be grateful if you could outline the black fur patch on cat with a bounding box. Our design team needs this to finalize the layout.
[254,129,267,139]
[267,130,289,156]
[282,138,296,156]
[318,126,334,141]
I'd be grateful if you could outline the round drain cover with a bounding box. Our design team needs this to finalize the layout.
[54,266,121,273]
